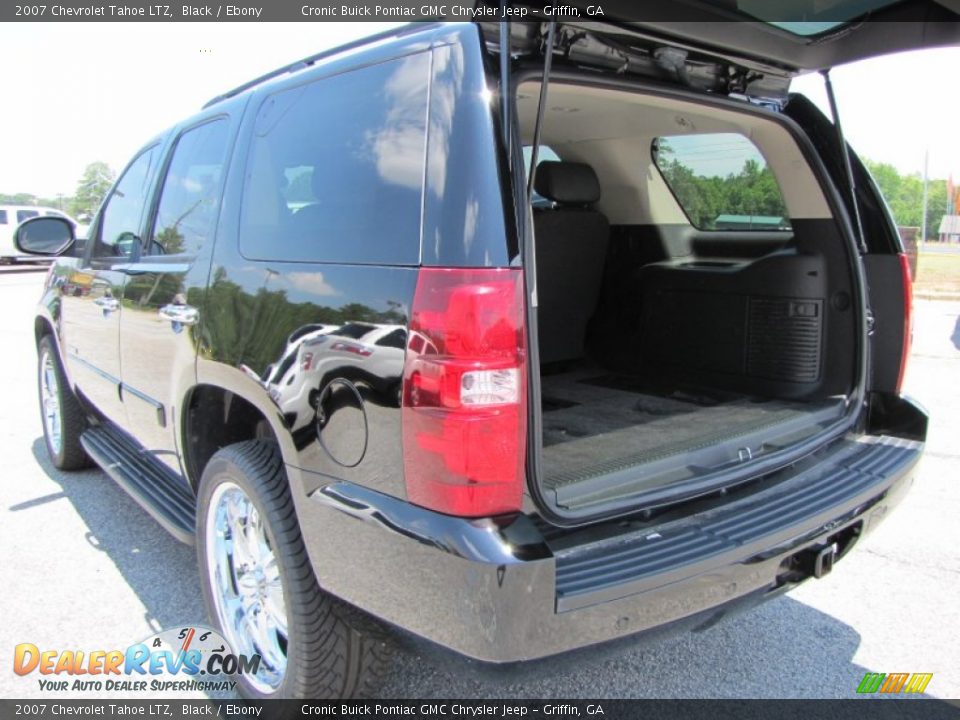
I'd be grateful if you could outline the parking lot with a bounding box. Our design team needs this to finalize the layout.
[1,265,957,699]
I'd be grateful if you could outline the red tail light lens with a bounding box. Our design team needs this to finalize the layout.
[330,341,373,357]
[896,252,913,393]
[402,268,527,517]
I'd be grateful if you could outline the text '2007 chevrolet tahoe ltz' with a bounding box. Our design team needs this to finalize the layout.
[17,6,949,700]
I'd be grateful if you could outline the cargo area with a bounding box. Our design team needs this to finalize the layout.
[518,81,859,516]
[540,364,846,510]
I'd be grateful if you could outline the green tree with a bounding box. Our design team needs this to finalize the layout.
[0,192,38,205]
[926,180,948,239]
[656,152,787,229]
[0,192,75,211]
[863,159,949,240]
[70,162,115,219]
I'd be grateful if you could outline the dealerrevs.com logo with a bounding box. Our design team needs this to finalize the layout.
[13,626,261,693]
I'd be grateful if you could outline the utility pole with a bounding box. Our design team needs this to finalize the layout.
[920,149,928,248]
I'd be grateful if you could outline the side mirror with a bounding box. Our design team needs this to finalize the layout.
[14,216,75,256]
[115,232,141,259]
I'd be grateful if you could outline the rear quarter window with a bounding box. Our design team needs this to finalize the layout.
[238,53,429,265]
[653,133,791,231]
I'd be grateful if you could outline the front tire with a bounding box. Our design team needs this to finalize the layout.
[196,440,392,699]
[37,335,91,470]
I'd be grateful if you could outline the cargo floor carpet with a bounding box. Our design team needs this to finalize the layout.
[540,367,842,492]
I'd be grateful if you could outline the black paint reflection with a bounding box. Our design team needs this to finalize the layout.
[199,262,417,497]
[256,320,407,436]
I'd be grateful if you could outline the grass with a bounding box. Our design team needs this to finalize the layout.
[913,250,960,296]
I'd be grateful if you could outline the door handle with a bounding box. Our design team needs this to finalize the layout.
[93,296,119,314]
[158,304,199,329]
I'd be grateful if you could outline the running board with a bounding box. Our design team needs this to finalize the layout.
[81,425,196,544]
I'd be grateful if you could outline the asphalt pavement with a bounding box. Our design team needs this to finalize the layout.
[1,266,957,700]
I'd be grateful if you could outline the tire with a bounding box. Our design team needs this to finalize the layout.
[37,335,92,470]
[196,440,393,699]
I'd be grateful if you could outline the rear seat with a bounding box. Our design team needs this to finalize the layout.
[533,161,610,365]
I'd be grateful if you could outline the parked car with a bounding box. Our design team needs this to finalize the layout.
[0,205,85,264]
[18,9,948,700]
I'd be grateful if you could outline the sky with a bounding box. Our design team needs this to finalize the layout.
[0,23,958,200]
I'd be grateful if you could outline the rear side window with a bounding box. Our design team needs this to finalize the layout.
[375,328,407,349]
[239,53,429,265]
[149,118,230,256]
[0,211,7,224]
[333,322,375,340]
[653,133,791,231]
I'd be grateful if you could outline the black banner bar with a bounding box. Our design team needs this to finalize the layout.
[5,0,956,22]
[8,1,599,22]
[1,700,959,720]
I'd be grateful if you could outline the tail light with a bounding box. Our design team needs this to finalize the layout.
[330,341,373,357]
[896,252,913,393]
[402,268,527,517]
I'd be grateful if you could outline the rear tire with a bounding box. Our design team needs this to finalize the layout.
[37,335,91,470]
[196,440,393,699]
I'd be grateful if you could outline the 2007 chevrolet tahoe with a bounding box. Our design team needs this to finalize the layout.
[17,7,948,699]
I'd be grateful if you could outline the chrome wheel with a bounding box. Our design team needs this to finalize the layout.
[40,348,62,456]
[206,481,287,694]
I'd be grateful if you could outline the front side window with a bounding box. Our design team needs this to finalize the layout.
[653,133,791,231]
[149,119,230,256]
[95,146,158,258]
[17,210,39,223]
[239,52,429,265]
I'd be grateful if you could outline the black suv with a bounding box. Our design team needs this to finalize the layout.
[17,11,948,700]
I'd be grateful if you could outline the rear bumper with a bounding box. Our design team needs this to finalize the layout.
[289,431,922,664]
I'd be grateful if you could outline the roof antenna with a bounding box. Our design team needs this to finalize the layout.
[527,20,558,202]
[821,69,867,255]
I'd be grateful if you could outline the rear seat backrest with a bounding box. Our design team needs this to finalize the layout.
[533,161,610,365]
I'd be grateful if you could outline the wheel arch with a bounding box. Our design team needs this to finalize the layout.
[180,382,297,492]
[34,315,74,392]
[35,315,55,344]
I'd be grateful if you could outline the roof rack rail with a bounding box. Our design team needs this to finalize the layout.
[202,23,430,109]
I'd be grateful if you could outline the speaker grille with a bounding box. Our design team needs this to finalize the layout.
[747,298,822,383]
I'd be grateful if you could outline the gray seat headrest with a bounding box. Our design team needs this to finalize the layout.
[534,161,601,205]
